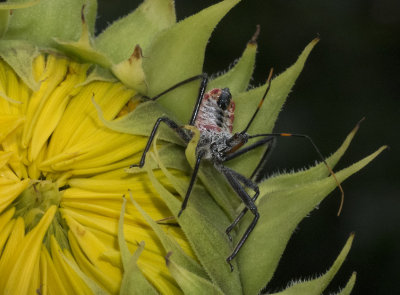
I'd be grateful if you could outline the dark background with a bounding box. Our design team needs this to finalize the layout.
[97,1,399,294]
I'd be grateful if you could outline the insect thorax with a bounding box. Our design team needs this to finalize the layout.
[197,131,232,161]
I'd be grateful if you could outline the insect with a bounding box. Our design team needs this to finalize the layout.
[130,69,343,271]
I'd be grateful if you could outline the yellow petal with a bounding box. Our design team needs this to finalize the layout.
[4,206,56,294]
[0,217,25,291]
[0,179,29,212]
[41,245,69,295]
[49,236,93,294]
[22,55,69,148]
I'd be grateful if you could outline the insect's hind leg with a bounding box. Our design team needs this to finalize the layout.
[130,117,190,168]
[222,167,260,241]
[222,137,275,238]
[219,165,259,271]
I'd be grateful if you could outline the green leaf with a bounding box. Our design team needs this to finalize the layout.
[336,272,357,295]
[96,0,176,64]
[261,119,362,194]
[130,193,207,278]
[61,250,109,295]
[268,234,354,295]
[82,65,117,86]
[117,197,131,269]
[0,0,40,9]
[144,161,243,295]
[227,38,319,177]
[92,99,182,145]
[120,241,158,295]
[55,4,114,69]
[5,0,97,48]
[0,0,41,38]
[56,29,111,69]
[237,145,387,294]
[118,197,158,294]
[0,10,9,38]
[111,45,147,92]
[165,253,225,295]
[207,31,258,95]
[126,144,190,176]
[143,0,241,123]
[0,40,40,90]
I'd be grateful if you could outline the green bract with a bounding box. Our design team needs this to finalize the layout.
[0,0,386,294]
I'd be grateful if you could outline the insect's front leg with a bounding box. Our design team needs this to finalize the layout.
[130,117,190,168]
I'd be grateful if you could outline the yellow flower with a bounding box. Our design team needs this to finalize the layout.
[0,54,194,293]
[0,0,386,294]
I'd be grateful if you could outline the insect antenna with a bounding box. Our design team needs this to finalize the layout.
[241,68,274,134]
[249,132,345,215]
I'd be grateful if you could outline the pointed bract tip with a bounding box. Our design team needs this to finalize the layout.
[349,231,356,239]
[311,36,320,45]
[81,5,86,24]
[129,45,143,64]
[352,116,366,132]
[249,24,261,44]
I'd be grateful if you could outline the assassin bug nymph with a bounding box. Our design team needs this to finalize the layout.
[130,69,344,271]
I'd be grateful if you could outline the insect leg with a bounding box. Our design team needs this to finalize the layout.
[145,74,208,101]
[224,136,276,180]
[220,167,260,242]
[130,117,190,168]
[219,165,259,271]
[178,151,204,217]
[143,74,208,126]
[189,75,208,125]
[221,137,275,239]
[249,132,345,215]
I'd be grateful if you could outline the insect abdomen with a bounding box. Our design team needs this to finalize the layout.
[195,88,235,134]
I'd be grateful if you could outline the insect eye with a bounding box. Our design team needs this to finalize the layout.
[217,88,232,110]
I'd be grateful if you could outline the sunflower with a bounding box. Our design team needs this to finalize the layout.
[0,0,385,294]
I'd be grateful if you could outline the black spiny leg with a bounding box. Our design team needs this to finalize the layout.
[224,136,276,181]
[147,74,207,103]
[178,151,204,217]
[219,164,260,271]
[130,117,190,168]
[222,136,275,239]
[221,167,259,242]
[189,74,208,125]
[141,73,208,126]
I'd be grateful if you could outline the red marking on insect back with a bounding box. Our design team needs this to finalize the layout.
[195,88,235,134]
[280,133,292,137]
[227,101,235,132]
[228,101,235,112]
[211,88,220,95]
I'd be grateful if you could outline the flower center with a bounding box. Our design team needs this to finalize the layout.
[13,180,70,249]
[14,181,60,228]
